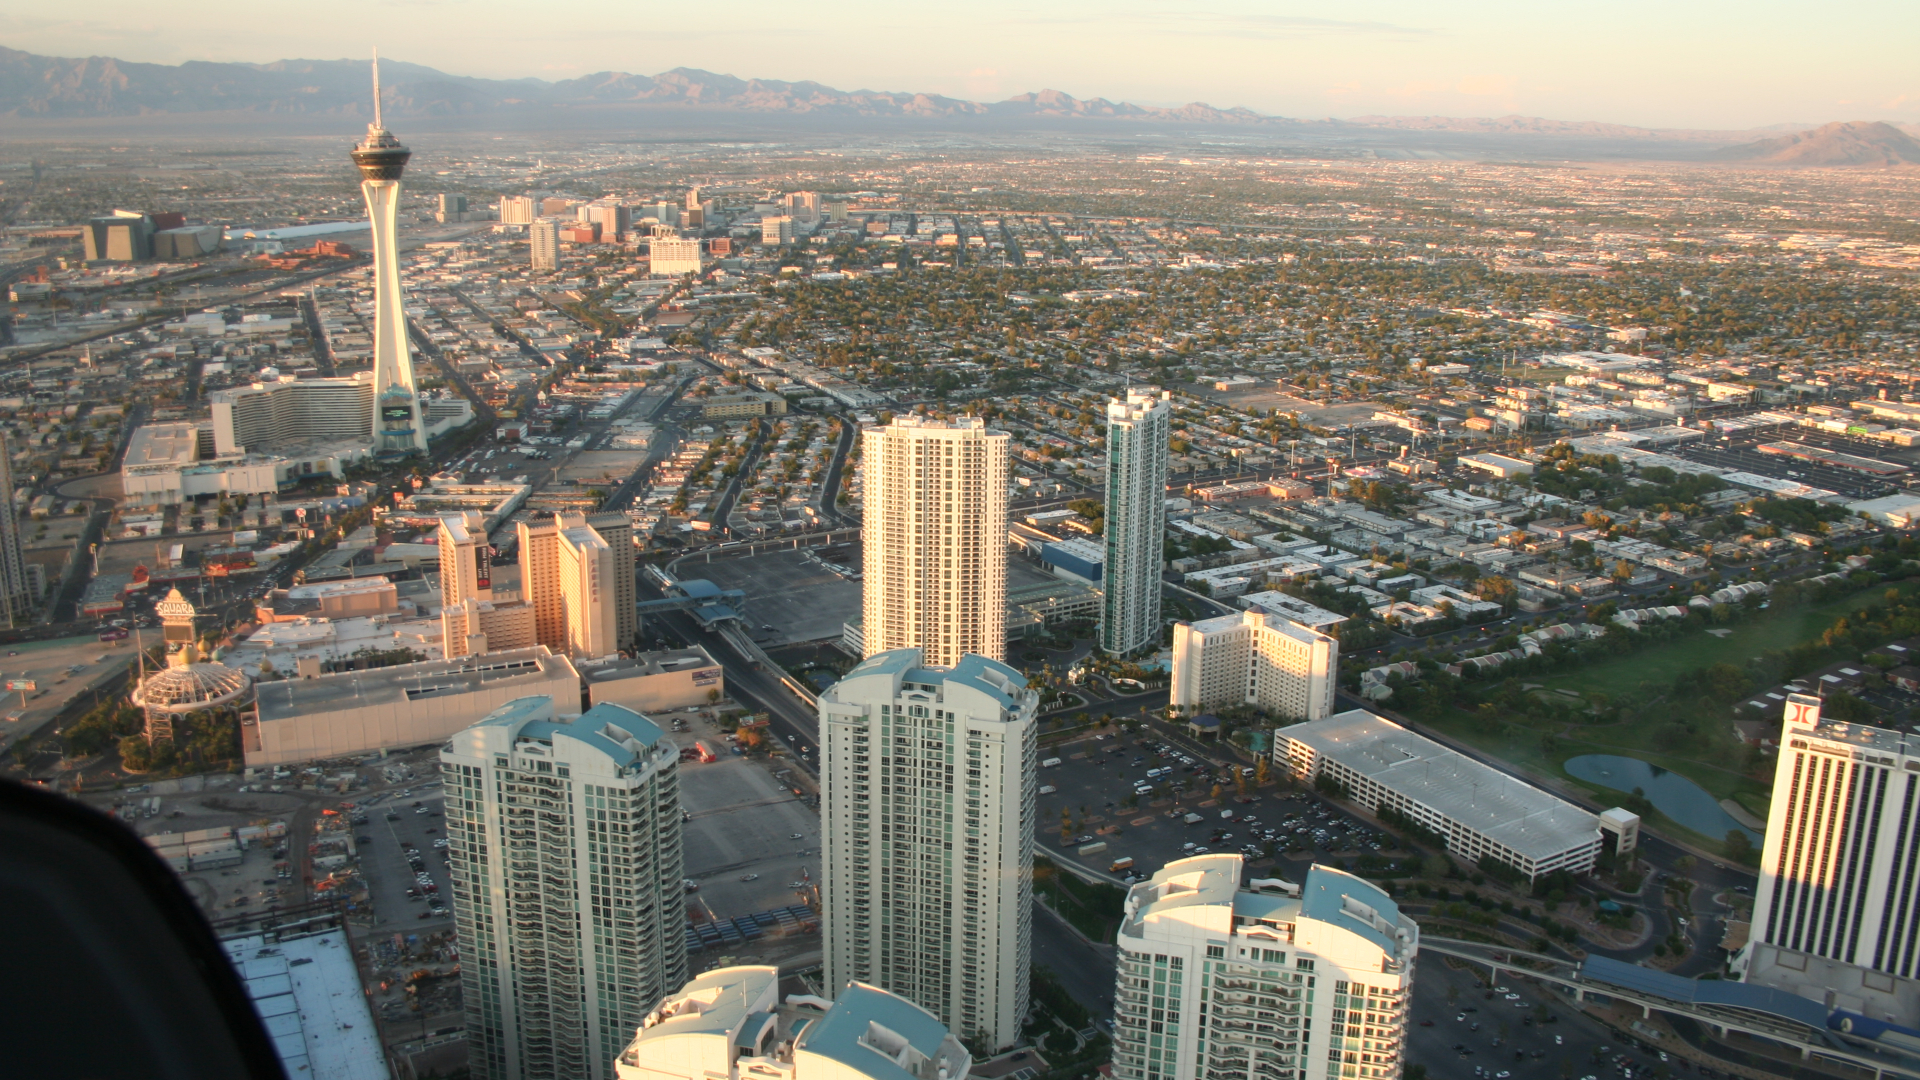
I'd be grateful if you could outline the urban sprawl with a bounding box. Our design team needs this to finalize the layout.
[5,92,1920,1080]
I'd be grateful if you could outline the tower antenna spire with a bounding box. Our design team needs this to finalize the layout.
[371,47,383,130]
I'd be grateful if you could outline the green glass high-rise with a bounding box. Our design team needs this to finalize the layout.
[1102,388,1171,655]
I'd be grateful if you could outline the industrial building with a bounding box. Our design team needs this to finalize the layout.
[581,647,725,713]
[1276,710,1610,880]
[245,646,582,766]
[1111,856,1417,1080]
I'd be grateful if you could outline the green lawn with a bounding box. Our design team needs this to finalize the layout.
[1539,578,1919,696]
[1409,577,1919,858]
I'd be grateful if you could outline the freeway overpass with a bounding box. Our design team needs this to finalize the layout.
[1423,937,1920,1080]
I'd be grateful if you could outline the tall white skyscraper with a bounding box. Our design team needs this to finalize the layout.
[1110,855,1417,1080]
[350,55,427,458]
[1170,610,1338,720]
[1101,388,1170,656]
[531,218,561,272]
[0,436,32,626]
[1739,693,1920,984]
[818,648,1038,1050]
[444,695,687,1080]
[860,415,1009,667]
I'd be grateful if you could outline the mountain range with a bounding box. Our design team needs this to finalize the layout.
[2,45,1917,166]
[1713,121,1920,167]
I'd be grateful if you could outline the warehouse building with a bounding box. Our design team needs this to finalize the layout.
[581,646,725,713]
[1276,709,1608,880]
[245,645,581,766]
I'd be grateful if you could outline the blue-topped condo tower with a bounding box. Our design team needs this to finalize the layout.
[615,964,972,1080]
[1110,854,1419,1080]
[817,648,1039,1052]
[442,696,688,1080]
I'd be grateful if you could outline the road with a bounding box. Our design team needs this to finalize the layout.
[812,416,857,528]
[637,575,821,759]
[603,375,698,512]
[405,314,496,426]
[705,425,770,534]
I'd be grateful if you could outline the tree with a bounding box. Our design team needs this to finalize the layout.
[1724,829,1755,863]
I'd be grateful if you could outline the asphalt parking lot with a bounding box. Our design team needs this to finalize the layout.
[678,749,823,919]
[1035,733,1408,883]
[1408,956,1704,1080]
[685,546,863,646]
[357,785,454,933]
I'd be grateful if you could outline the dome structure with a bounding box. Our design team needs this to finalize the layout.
[133,643,254,742]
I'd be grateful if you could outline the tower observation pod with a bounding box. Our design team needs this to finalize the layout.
[351,52,428,458]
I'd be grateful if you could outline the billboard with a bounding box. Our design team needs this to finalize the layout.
[475,544,492,592]
[6,680,35,692]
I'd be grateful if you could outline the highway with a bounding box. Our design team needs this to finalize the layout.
[637,575,821,761]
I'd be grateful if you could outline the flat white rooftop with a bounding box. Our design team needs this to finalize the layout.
[222,924,389,1080]
[124,422,201,469]
[1280,709,1601,866]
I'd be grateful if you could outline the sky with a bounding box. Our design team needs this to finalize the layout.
[5,0,1917,130]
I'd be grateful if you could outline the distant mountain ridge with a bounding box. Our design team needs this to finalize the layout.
[1712,121,1920,166]
[0,44,1913,159]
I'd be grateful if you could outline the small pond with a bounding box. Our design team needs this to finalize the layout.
[1563,754,1761,842]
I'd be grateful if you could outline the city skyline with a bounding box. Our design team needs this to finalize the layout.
[12,32,1920,1080]
[3,3,1917,130]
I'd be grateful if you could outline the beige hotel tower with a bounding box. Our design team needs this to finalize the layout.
[859,415,1009,666]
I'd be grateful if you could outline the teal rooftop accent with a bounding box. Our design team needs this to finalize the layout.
[1300,863,1403,957]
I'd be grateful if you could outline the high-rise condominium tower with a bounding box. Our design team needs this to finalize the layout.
[1739,693,1920,983]
[444,695,687,1080]
[1170,611,1337,720]
[615,966,972,1080]
[0,437,32,626]
[818,648,1038,1050]
[1101,388,1170,656]
[1111,856,1417,1080]
[531,218,561,272]
[350,55,427,458]
[860,415,1009,667]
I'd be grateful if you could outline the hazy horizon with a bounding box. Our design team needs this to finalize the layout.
[5,1,1916,131]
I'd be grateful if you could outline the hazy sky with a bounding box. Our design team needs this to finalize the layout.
[7,1,1916,129]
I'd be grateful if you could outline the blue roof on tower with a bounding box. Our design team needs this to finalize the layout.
[1300,864,1402,957]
